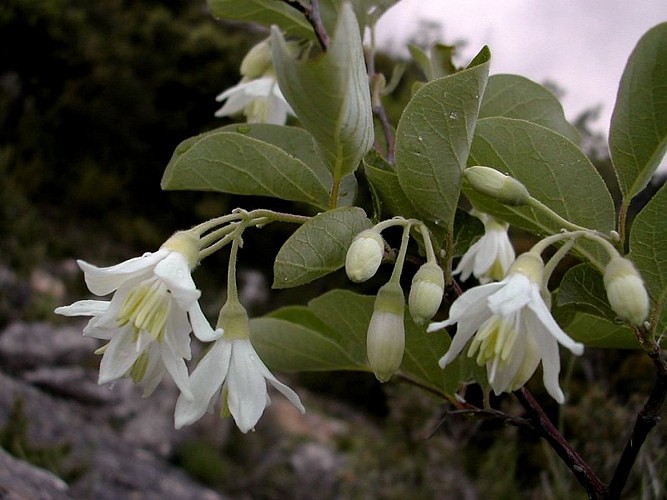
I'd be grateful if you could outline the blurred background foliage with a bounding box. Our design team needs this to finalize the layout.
[1,1,664,498]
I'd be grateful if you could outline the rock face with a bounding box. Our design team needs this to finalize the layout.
[0,321,224,499]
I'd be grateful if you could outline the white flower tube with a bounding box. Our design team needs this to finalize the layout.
[174,301,304,432]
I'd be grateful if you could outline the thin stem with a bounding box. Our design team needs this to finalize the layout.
[608,337,667,498]
[367,21,396,164]
[527,197,593,233]
[514,388,608,499]
[388,223,412,284]
[417,223,437,263]
[281,0,329,50]
[329,177,341,209]
[226,231,243,303]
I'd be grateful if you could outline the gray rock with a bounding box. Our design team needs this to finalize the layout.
[0,447,71,500]
[0,321,98,371]
[0,372,225,499]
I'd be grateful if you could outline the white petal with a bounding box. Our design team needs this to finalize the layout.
[174,339,232,429]
[215,93,254,117]
[78,249,169,296]
[98,327,147,384]
[453,239,482,281]
[188,302,224,342]
[163,307,192,360]
[447,282,503,322]
[226,339,268,433]
[258,362,305,414]
[140,352,165,397]
[473,233,499,278]
[487,274,533,316]
[153,252,201,309]
[55,300,109,317]
[160,343,192,399]
[526,287,584,355]
[529,311,565,403]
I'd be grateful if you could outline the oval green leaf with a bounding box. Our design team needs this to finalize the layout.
[161,131,330,208]
[273,207,372,288]
[609,22,667,201]
[271,3,374,180]
[395,46,490,225]
[480,74,580,143]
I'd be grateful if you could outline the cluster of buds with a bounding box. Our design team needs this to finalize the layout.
[345,221,445,381]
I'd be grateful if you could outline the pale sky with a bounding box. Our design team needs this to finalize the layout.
[375,0,666,136]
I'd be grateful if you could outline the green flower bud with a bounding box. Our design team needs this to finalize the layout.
[465,166,530,206]
[408,262,444,324]
[345,229,384,282]
[240,38,273,79]
[367,282,405,382]
[603,257,650,326]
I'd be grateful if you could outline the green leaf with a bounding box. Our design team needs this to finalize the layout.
[273,207,372,288]
[561,312,637,349]
[480,74,580,143]
[556,264,617,321]
[467,117,616,267]
[610,22,667,201]
[271,3,374,180]
[213,123,357,206]
[252,289,460,397]
[161,131,330,208]
[452,209,484,258]
[250,317,361,371]
[208,0,314,39]
[629,182,667,332]
[402,317,461,396]
[395,46,491,226]
[363,150,421,219]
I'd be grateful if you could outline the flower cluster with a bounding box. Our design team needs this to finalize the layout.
[56,229,303,433]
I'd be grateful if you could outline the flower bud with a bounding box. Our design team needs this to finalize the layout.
[345,229,384,282]
[367,282,405,382]
[603,257,650,326]
[465,166,530,206]
[408,262,444,324]
[240,38,273,79]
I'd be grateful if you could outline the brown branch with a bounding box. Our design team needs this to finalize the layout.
[514,387,608,499]
[607,343,667,499]
[280,0,329,50]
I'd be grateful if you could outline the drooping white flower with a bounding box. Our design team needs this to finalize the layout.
[174,301,304,432]
[215,75,294,125]
[55,232,216,397]
[429,253,584,403]
[454,212,515,283]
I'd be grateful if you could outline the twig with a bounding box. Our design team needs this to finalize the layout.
[607,343,667,499]
[514,387,608,499]
[280,0,329,50]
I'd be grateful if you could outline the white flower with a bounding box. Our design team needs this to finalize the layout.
[215,75,294,125]
[55,232,215,397]
[174,332,304,432]
[429,253,584,403]
[455,212,515,283]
